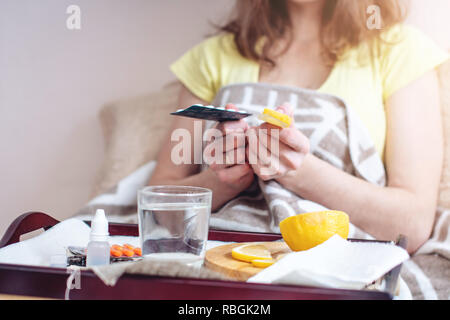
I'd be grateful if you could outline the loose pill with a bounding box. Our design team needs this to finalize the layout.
[122,247,134,257]
[111,244,123,251]
[133,247,142,256]
[110,247,123,257]
[123,244,135,250]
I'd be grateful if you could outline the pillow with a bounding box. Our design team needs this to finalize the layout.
[91,81,181,197]
[438,58,450,209]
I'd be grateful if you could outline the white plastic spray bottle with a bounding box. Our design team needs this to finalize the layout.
[86,209,110,267]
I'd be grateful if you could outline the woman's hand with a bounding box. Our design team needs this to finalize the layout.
[246,103,310,181]
[204,104,255,197]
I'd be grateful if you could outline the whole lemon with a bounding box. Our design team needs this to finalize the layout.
[280,211,350,251]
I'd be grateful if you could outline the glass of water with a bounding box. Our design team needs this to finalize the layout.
[138,186,212,265]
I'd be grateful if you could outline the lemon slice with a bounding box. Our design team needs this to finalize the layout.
[251,259,275,268]
[258,108,292,128]
[251,252,289,268]
[231,243,272,263]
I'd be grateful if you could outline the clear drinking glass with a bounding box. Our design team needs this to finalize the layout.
[138,186,212,265]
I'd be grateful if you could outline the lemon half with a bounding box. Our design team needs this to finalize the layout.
[280,210,350,252]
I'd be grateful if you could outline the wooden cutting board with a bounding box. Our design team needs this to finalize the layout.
[204,242,291,281]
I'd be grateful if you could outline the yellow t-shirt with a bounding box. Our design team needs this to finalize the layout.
[170,24,449,159]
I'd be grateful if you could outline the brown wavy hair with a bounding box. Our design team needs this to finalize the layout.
[220,0,408,66]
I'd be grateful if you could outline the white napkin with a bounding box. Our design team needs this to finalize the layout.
[0,218,91,267]
[247,235,409,290]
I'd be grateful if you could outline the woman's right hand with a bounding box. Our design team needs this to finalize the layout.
[204,104,255,198]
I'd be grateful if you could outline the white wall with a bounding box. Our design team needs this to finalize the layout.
[407,0,450,50]
[0,0,449,236]
[0,0,233,235]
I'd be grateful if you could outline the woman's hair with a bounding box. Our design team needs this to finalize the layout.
[220,0,408,66]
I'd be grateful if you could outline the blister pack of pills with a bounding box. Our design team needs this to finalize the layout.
[170,104,252,122]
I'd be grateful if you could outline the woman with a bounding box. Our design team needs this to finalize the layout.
[150,0,449,253]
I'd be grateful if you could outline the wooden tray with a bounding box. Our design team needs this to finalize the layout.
[0,212,405,300]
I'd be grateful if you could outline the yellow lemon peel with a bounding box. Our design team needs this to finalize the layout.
[258,108,292,128]
[280,210,350,251]
[251,259,275,268]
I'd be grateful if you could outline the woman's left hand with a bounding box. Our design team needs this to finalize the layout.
[246,103,310,181]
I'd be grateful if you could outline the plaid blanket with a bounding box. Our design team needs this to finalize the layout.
[74,83,450,299]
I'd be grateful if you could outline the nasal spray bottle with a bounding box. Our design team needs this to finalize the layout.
[86,209,110,267]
